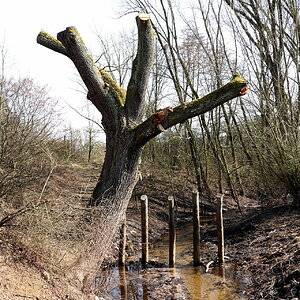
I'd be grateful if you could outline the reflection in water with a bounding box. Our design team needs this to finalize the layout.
[98,222,247,299]
[141,271,149,300]
[119,267,127,299]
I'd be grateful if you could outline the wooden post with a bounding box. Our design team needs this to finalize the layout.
[192,189,201,266]
[141,195,149,265]
[216,193,225,264]
[118,215,126,266]
[168,196,176,266]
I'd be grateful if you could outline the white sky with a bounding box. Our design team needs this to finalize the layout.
[0,0,135,136]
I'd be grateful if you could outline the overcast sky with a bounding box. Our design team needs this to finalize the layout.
[0,0,135,134]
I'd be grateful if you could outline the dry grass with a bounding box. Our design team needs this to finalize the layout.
[0,162,113,295]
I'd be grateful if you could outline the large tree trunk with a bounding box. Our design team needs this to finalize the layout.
[37,14,248,289]
[91,132,141,206]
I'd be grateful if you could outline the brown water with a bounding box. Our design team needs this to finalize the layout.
[97,222,249,299]
[148,222,247,299]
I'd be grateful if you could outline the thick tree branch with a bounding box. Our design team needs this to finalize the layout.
[57,27,120,125]
[133,74,248,147]
[37,27,123,132]
[37,31,69,57]
[125,14,156,123]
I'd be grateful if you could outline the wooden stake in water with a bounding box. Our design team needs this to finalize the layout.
[168,196,176,266]
[118,216,126,266]
[192,190,201,266]
[119,266,128,299]
[141,195,149,264]
[216,193,225,264]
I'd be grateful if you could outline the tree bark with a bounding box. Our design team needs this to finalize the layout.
[37,14,247,286]
[90,132,141,205]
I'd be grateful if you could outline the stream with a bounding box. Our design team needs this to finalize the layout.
[96,221,249,299]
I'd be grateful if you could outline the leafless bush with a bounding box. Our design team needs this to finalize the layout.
[0,77,59,196]
[5,162,112,285]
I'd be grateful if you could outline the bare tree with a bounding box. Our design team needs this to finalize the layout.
[37,14,247,276]
[0,78,59,198]
[225,0,300,205]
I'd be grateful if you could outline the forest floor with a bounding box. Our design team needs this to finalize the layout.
[0,163,299,299]
[221,205,300,299]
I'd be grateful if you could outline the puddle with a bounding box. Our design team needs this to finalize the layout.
[96,221,249,299]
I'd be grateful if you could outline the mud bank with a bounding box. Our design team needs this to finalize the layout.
[217,205,300,300]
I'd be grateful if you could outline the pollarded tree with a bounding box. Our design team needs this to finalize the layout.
[37,14,247,269]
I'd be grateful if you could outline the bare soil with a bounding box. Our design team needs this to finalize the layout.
[220,205,300,299]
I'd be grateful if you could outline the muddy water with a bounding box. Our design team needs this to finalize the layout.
[98,222,248,299]
[149,222,247,299]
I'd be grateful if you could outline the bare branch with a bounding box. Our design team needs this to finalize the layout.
[134,74,248,147]
[37,31,69,57]
[37,27,124,132]
[57,27,121,121]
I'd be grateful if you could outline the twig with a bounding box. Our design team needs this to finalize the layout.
[64,101,104,131]
[0,205,31,227]
[13,294,35,299]
[205,260,215,273]
[37,166,55,202]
